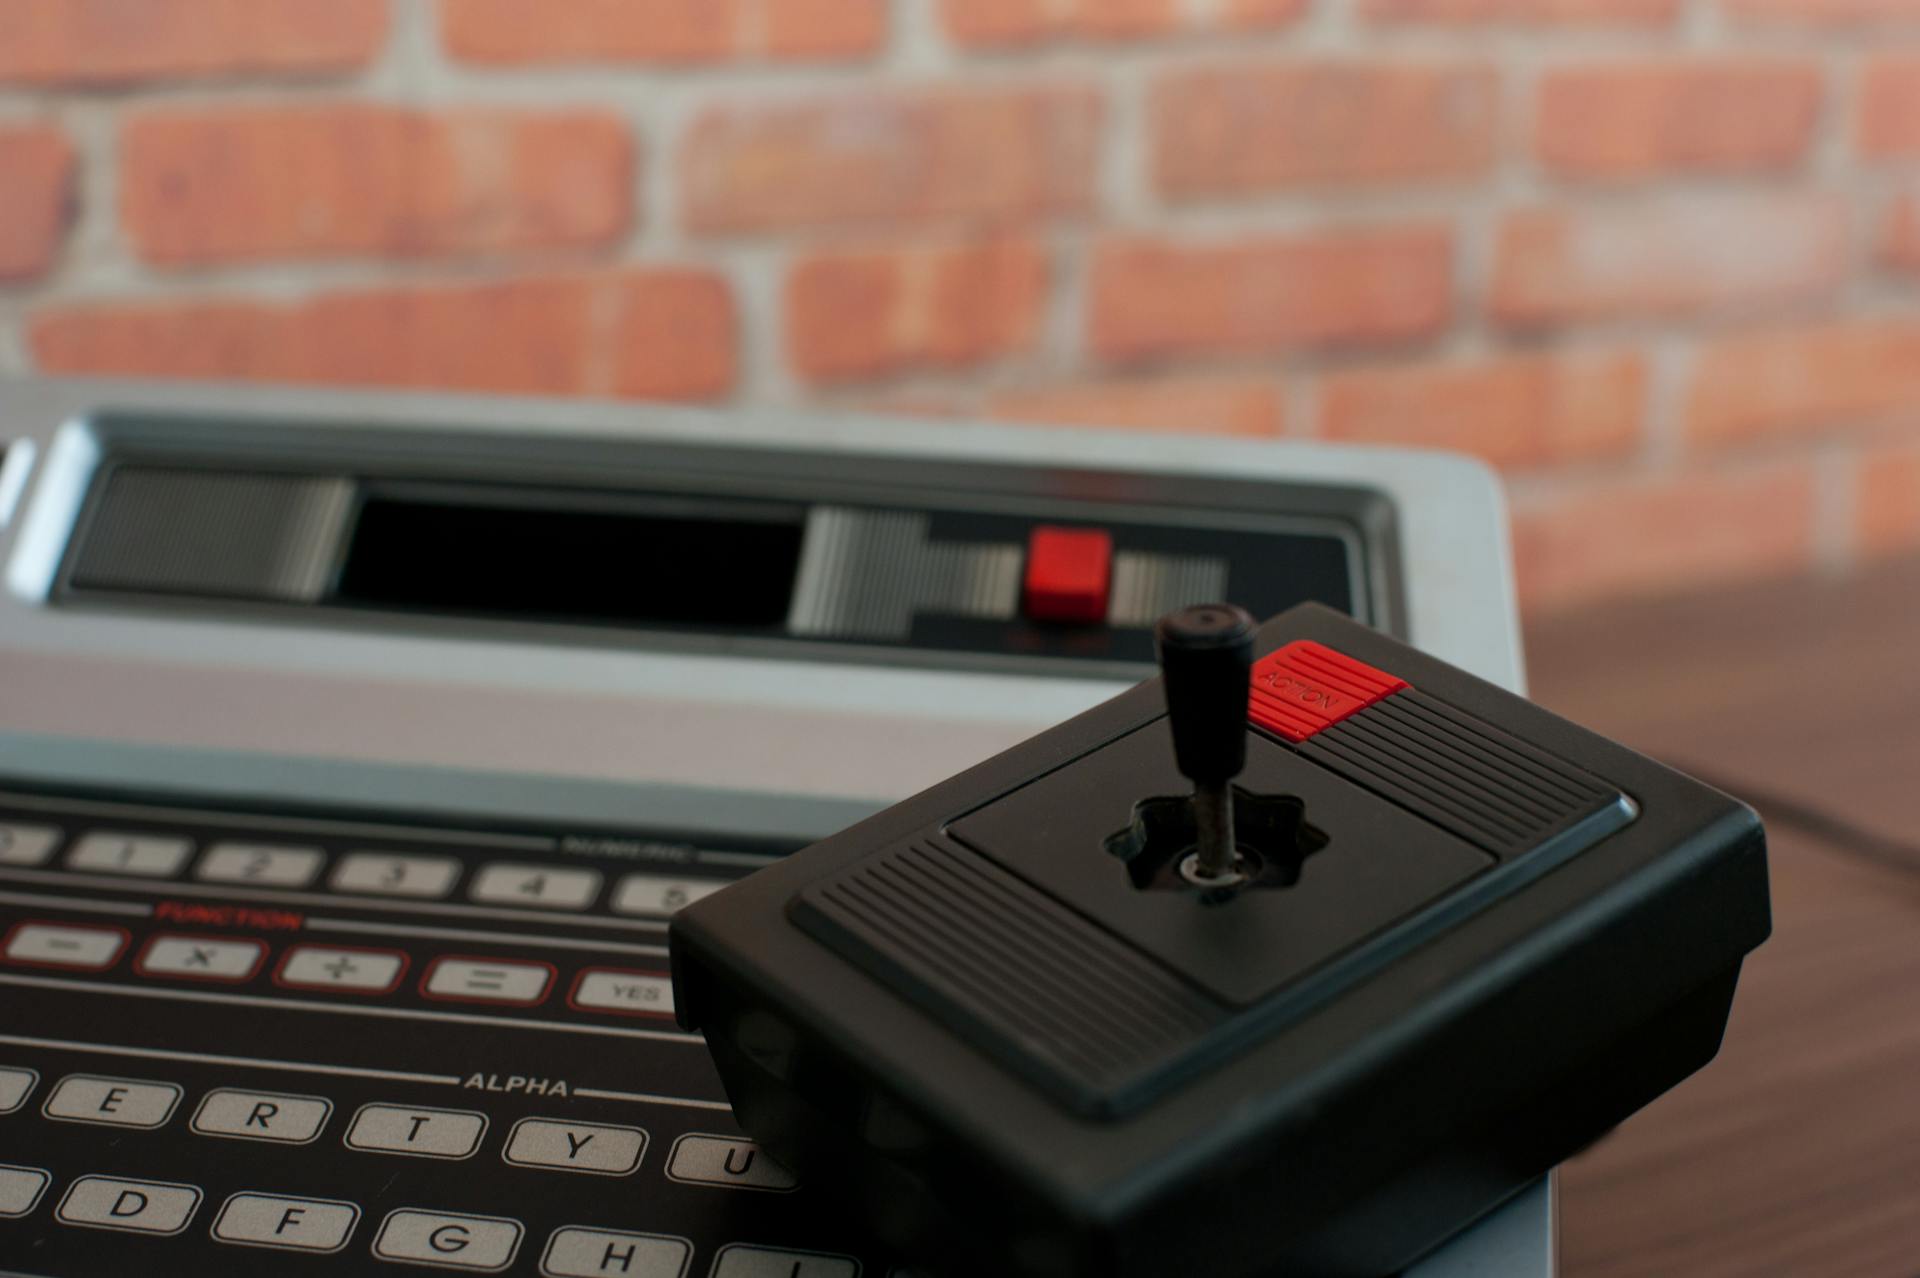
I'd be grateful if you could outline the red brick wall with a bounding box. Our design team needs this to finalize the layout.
[6,0,1920,613]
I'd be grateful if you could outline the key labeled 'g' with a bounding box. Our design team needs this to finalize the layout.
[374,1208,522,1271]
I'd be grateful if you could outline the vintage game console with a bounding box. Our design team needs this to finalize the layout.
[0,376,1554,1276]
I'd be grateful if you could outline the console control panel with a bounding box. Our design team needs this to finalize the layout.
[0,792,906,1276]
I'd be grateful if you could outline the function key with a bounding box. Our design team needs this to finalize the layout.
[0,823,60,867]
[569,969,673,1019]
[540,1227,690,1277]
[712,1245,858,1278]
[55,1175,201,1236]
[346,1104,487,1160]
[331,852,460,900]
[276,945,407,995]
[470,863,601,911]
[373,1208,523,1271]
[422,957,554,1006]
[0,1067,38,1114]
[611,874,724,918]
[503,1118,647,1177]
[666,1135,797,1192]
[0,1166,49,1219]
[3,922,128,970]
[191,1089,332,1145]
[212,1191,359,1254]
[43,1074,182,1129]
[197,843,324,888]
[135,935,267,983]
[67,832,192,878]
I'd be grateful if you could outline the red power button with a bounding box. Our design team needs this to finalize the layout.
[1023,526,1113,625]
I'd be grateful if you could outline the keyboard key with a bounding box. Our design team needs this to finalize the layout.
[55,1175,201,1235]
[0,823,60,866]
[276,945,406,994]
[346,1104,487,1160]
[0,1166,49,1218]
[191,1088,332,1144]
[666,1135,797,1192]
[569,969,674,1018]
[541,1227,690,1277]
[43,1074,182,1129]
[67,832,191,878]
[611,875,723,917]
[0,1067,37,1114]
[212,1192,359,1253]
[423,957,554,1006]
[470,864,601,910]
[197,843,324,888]
[503,1118,647,1176]
[711,1245,858,1278]
[331,852,460,899]
[135,935,267,982]
[374,1208,523,1271]
[3,921,127,970]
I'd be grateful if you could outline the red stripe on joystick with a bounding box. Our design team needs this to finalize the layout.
[1248,640,1408,743]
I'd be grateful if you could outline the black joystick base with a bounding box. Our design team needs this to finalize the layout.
[1105,787,1328,896]
[671,603,1771,1278]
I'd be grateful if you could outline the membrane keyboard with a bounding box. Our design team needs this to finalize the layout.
[0,786,898,1277]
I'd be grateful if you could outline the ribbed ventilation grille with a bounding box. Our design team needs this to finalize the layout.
[794,838,1226,1113]
[1301,690,1622,859]
[70,467,354,603]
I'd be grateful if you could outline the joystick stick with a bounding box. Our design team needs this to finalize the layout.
[1154,603,1257,887]
[670,603,1770,1278]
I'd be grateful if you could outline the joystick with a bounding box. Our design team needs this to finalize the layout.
[1154,603,1257,887]
[670,603,1770,1278]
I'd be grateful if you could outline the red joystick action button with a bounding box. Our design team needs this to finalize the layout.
[1023,526,1113,625]
[1249,640,1408,742]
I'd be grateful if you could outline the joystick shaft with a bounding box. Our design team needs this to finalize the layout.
[1155,604,1258,886]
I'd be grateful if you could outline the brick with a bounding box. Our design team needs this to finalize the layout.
[1317,351,1645,469]
[761,0,888,59]
[940,0,1178,46]
[442,0,886,65]
[785,238,1048,385]
[1859,442,1920,555]
[1363,0,1681,22]
[1885,193,1920,271]
[1511,462,1817,611]
[121,106,634,267]
[1223,0,1314,25]
[987,377,1285,436]
[1536,60,1822,181]
[1491,193,1848,328]
[1088,224,1453,363]
[1153,62,1498,197]
[29,271,734,401]
[1859,56,1920,159]
[1685,318,1920,450]
[0,125,74,282]
[1721,0,1920,25]
[0,0,386,85]
[682,86,1101,234]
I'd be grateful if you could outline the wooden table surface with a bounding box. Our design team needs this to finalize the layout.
[1524,556,1920,1277]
